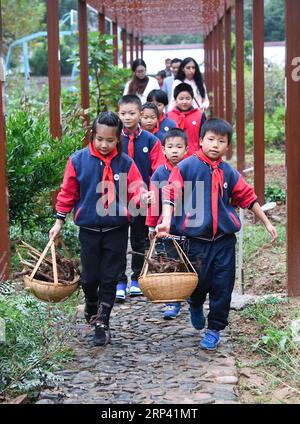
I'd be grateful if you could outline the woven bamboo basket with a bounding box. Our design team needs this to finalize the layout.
[23,238,79,303]
[138,236,198,303]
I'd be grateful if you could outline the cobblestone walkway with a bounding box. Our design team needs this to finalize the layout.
[37,296,240,404]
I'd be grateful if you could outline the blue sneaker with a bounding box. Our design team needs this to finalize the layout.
[189,303,206,330]
[163,302,181,320]
[129,280,143,296]
[116,282,127,301]
[199,329,220,351]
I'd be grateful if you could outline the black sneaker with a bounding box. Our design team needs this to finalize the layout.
[84,300,98,324]
[94,322,111,346]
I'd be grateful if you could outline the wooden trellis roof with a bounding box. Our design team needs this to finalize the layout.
[87,0,232,35]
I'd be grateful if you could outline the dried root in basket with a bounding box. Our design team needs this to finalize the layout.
[128,250,187,273]
[16,241,80,284]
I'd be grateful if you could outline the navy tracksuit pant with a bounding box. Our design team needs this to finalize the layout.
[118,215,148,283]
[79,226,128,308]
[185,234,236,331]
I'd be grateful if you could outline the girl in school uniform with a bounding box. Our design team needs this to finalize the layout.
[169,57,209,112]
[146,89,177,143]
[49,112,153,347]
[140,101,161,139]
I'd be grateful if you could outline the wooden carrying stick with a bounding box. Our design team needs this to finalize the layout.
[29,238,55,281]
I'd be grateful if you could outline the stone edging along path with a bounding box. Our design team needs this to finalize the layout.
[37,297,240,404]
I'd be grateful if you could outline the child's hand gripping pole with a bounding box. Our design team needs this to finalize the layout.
[155,203,174,238]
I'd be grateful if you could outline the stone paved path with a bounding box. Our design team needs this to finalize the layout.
[37,296,240,404]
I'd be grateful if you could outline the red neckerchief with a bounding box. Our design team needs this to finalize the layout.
[165,161,174,171]
[172,107,196,130]
[89,143,118,209]
[141,121,160,135]
[194,149,224,238]
[152,121,160,134]
[122,126,141,158]
[159,112,166,123]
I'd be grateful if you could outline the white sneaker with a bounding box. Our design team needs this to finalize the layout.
[116,282,127,301]
[129,284,143,296]
[116,289,126,300]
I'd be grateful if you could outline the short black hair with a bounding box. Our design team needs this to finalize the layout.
[171,58,182,65]
[141,102,160,119]
[173,82,194,100]
[162,128,188,147]
[156,70,166,78]
[118,94,142,111]
[200,118,233,145]
[147,89,168,106]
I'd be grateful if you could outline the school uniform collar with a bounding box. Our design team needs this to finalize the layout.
[122,124,142,138]
[174,106,195,115]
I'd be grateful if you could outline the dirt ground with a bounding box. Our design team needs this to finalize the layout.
[229,160,300,404]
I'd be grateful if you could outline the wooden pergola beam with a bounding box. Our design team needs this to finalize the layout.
[135,36,139,59]
[140,38,144,60]
[212,25,218,116]
[78,0,90,137]
[0,0,10,281]
[218,17,224,119]
[285,0,300,296]
[121,28,127,68]
[46,0,61,140]
[225,6,232,159]
[129,33,134,65]
[253,0,265,204]
[208,31,213,113]
[113,20,118,65]
[235,0,245,173]
[98,9,105,34]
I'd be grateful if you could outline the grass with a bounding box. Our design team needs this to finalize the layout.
[242,223,286,259]
[231,296,300,403]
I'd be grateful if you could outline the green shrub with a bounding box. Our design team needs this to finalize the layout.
[0,290,78,399]
[68,32,131,114]
[245,106,285,150]
[265,185,286,204]
[29,38,77,76]
[6,109,84,231]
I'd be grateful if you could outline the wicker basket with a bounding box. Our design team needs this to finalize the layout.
[138,236,198,303]
[23,238,79,303]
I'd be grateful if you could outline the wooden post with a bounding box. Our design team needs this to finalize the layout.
[225,7,233,159]
[208,31,213,115]
[135,36,139,59]
[113,20,118,66]
[46,0,61,140]
[121,29,127,68]
[213,26,218,116]
[253,0,265,204]
[78,0,90,141]
[218,18,224,119]
[140,38,144,60]
[235,0,245,173]
[285,0,300,296]
[129,33,134,65]
[98,10,105,34]
[0,0,10,280]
